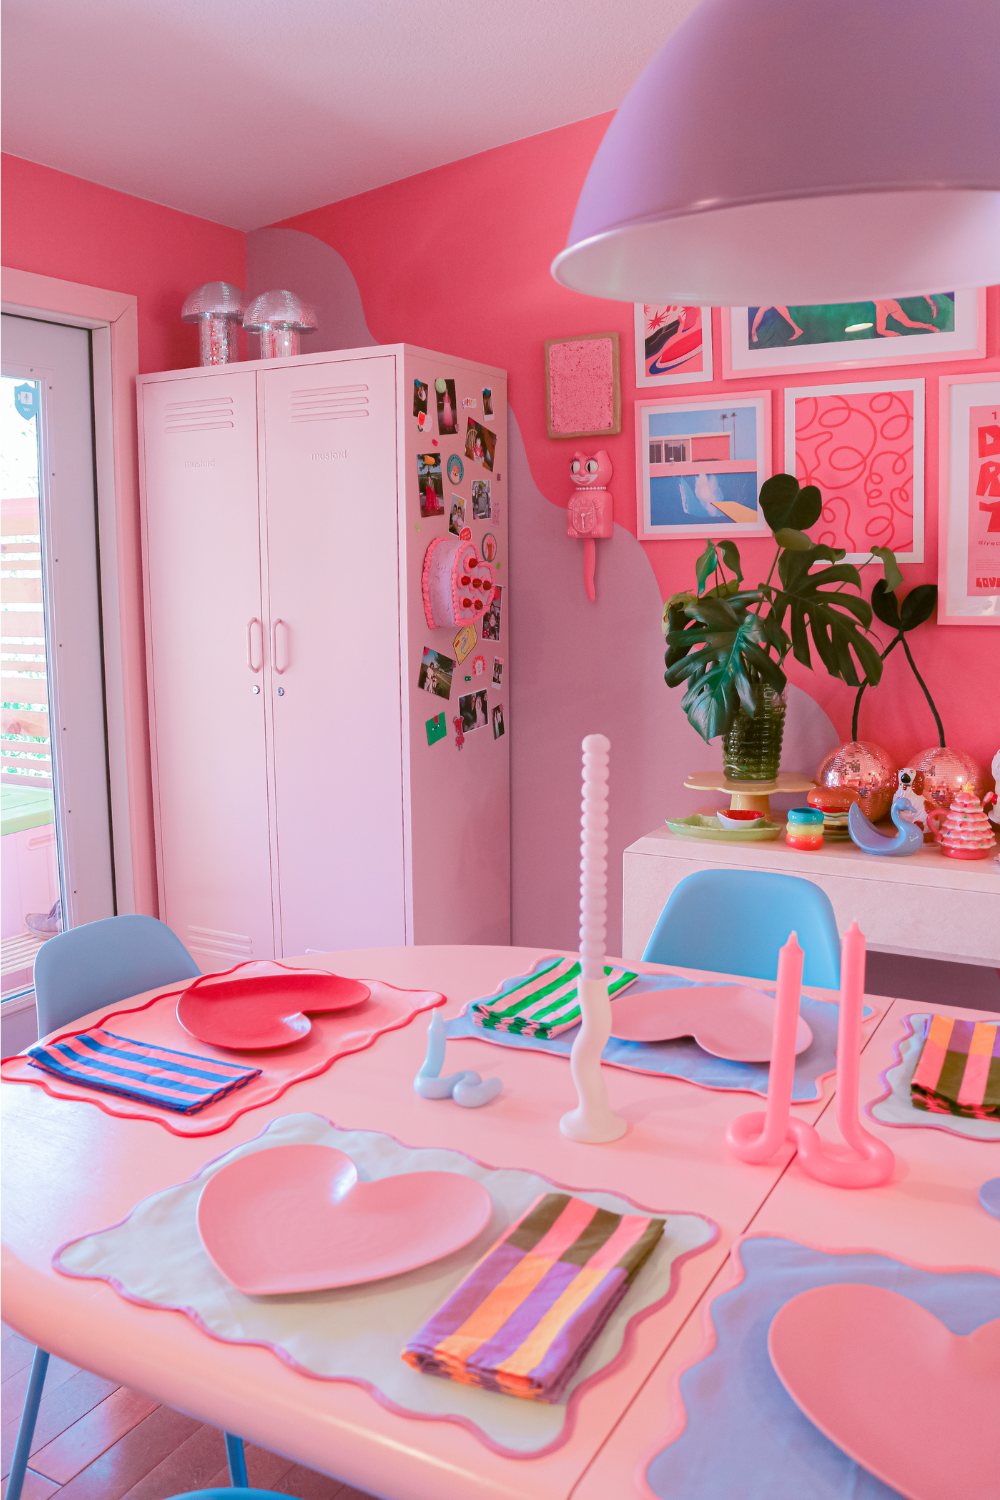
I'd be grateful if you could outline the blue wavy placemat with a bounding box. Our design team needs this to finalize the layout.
[446,961,867,1101]
[646,1236,1000,1499]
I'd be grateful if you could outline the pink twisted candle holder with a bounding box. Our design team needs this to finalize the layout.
[727,922,894,1187]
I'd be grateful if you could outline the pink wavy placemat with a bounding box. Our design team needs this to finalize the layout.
[1,980,443,1137]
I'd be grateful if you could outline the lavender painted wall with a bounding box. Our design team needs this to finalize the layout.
[241,226,841,957]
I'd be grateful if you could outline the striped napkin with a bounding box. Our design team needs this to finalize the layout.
[402,1191,664,1403]
[471,957,639,1038]
[910,1015,1000,1120]
[27,1029,261,1115]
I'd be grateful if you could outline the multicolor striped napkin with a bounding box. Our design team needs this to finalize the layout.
[27,1029,261,1115]
[471,957,639,1038]
[910,1015,1000,1120]
[402,1191,664,1403]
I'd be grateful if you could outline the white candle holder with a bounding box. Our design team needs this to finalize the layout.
[560,734,627,1143]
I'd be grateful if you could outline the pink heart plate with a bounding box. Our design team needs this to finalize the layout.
[610,984,812,1062]
[767,1282,1000,1500]
[176,960,370,1050]
[196,1143,494,1293]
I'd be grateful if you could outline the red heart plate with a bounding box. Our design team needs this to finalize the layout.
[768,1283,1000,1500]
[610,984,812,1062]
[196,1143,494,1293]
[176,960,370,1050]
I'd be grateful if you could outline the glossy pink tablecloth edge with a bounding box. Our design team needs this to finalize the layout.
[864,1006,1000,1138]
[50,1106,721,1462]
[0,976,445,1135]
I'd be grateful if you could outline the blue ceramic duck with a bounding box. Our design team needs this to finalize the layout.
[848,793,924,856]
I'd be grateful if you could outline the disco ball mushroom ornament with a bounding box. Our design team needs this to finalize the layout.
[181,282,246,366]
[550,0,1000,305]
[815,742,898,826]
[243,290,318,360]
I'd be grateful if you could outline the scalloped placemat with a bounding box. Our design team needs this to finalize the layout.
[645,1236,1000,1500]
[866,1013,1000,1141]
[55,1112,716,1458]
[447,959,872,1101]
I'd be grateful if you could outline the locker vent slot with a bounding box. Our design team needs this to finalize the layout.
[187,924,253,972]
[289,384,369,424]
[164,396,235,434]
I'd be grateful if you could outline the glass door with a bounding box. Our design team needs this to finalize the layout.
[2,315,115,1002]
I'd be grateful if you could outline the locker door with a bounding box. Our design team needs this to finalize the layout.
[140,371,275,970]
[259,356,405,954]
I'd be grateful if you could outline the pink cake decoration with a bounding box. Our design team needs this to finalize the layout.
[422,535,497,630]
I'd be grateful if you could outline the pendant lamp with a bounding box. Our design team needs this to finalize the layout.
[551,0,1000,306]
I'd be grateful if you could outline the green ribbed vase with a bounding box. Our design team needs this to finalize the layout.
[723,685,787,782]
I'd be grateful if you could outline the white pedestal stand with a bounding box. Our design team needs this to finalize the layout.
[560,734,627,1144]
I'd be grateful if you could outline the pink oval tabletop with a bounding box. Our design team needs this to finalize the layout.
[610,984,812,1061]
[196,1143,493,1294]
[768,1283,1000,1500]
[176,960,370,1049]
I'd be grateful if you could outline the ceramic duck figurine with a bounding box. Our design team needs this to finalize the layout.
[848,793,924,856]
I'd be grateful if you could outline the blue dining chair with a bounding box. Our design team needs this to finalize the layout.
[8,916,252,1499]
[641,869,841,989]
[166,1491,302,1499]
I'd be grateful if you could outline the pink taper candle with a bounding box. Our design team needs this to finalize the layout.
[726,933,803,1162]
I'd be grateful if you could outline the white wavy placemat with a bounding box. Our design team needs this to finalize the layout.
[55,1112,715,1456]
[867,1013,1000,1141]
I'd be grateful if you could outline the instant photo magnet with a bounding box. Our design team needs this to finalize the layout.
[413,378,428,418]
[448,492,466,537]
[435,378,458,435]
[417,646,454,699]
[418,453,444,518]
[464,418,496,472]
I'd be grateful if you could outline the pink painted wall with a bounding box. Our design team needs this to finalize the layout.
[1,155,247,374]
[275,116,999,771]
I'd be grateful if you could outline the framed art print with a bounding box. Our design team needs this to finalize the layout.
[634,304,713,387]
[722,289,984,380]
[635,391,771,540]
[544,331,622,439]
[938,374,1000,625]
[784,379,924,563]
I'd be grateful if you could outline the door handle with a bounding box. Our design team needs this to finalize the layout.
[246,618,263,672]
[271,619,289,674]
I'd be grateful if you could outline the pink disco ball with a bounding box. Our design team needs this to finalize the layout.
[815,741,898,824]
[908,746,989,815]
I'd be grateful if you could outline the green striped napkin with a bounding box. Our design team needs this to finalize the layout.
[471,957,639,1039]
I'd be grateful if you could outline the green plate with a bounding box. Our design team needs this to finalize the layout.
[665,813,783,842]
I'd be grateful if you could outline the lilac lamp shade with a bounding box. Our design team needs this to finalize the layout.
[551,0,1000,306]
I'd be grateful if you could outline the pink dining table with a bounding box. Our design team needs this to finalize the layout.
[1,944,889,1500]
[573,995,1000,1499]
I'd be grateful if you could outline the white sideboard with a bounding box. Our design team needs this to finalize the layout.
[622,826,1000,967]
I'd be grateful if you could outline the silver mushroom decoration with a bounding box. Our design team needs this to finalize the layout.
[181,281,247,366]
[243,289,318,360]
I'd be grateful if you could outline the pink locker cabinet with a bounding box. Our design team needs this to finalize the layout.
[138,346,508,965]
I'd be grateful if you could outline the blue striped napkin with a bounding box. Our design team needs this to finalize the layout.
[27,1029,261,1115]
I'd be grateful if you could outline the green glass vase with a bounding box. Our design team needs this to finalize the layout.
[723,685,787,782]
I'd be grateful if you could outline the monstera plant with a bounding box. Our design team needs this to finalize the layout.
[663,474,896,779]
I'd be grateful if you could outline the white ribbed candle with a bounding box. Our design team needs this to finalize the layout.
[560,734,627,1144]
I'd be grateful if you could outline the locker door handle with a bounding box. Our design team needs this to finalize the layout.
[246,618,263,672]
[272,619,289,674]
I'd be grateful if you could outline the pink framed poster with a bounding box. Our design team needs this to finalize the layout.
[938,374,1000,625]
[634,305,713,387]
[635,390,771,540]
[722,289,985,380]
[784,378,924,563]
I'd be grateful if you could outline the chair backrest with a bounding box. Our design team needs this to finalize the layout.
[166,1490,299,1499]
[641,869,841,989]
[33,914,201,1036]
[165,1490,299,1499]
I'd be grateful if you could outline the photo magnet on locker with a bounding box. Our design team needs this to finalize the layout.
[436,378,458,435]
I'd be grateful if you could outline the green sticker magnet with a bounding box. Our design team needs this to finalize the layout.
[426,713,448,747]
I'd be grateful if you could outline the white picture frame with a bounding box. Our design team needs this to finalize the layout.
[634,304,713,387]
[938,373,1000,625]
[784,378,925,564]
[635,390,771,540]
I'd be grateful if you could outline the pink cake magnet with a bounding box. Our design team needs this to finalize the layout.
[422,535,497,630]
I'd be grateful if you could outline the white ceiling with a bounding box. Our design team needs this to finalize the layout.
[1,0,702,231]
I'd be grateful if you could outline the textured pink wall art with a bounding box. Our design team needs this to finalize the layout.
[787,382,924,560]
[545,332,621,438]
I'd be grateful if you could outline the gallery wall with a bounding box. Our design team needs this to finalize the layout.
[274,115,999,774]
